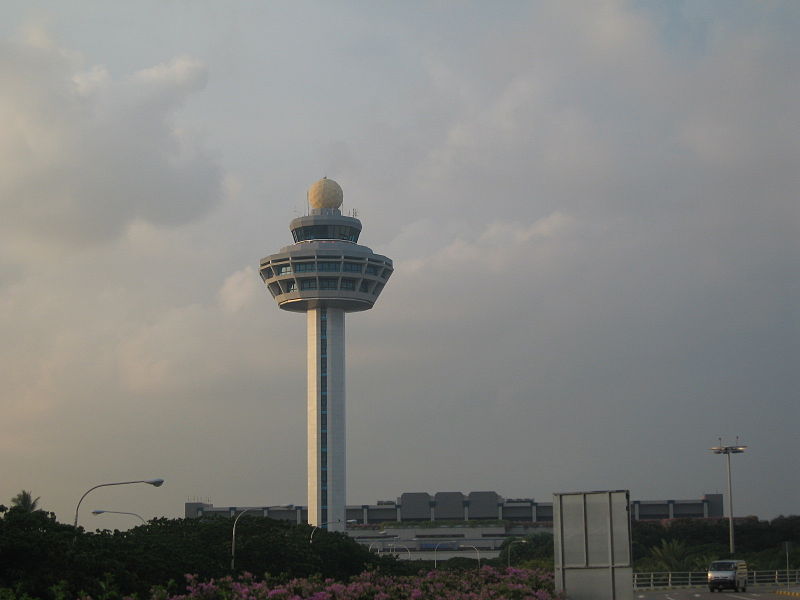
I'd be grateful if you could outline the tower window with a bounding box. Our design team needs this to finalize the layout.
[295,262,315,272]
[333,225,359,241]
[319,278,337,290]
[268,283,281,297]
[365,265,378,276]
[372,283,384,296]
[318,262,340,272]
[360,281,370,293]
[342,262,362,273]
[300,279,317,290]
[283,280,297,293]
[277,265,293,275]
[292,225,359,242]
[340,278,355,291]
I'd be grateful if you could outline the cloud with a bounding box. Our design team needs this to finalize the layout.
[0,31,221,250]
[0,3,797,526]
[218,266,261,315]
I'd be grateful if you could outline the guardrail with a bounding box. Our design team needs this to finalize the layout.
[633,570,800,590]
[633,572,706,589]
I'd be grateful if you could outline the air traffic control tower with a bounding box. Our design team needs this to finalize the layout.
[259,178,393,532]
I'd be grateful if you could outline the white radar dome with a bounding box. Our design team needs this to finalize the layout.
[308,177,343,210]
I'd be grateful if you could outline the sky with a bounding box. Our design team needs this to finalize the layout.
[1,0,798,531]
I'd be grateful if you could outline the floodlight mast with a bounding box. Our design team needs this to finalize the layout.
[710,437,747,554]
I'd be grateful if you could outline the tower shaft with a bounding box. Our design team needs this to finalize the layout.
[307,307,346,531]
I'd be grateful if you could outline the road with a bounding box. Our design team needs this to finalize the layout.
[635,589,794,600]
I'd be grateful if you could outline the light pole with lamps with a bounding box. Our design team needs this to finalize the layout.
[309,519,356,543]
[710,437,747,554]
[434,541,446,569]
[231,508,260,570]
[392,544,412,560]
[91,510,146,524]
[507,539,528,568]
[460,544,481,568]
[74,479,164,527]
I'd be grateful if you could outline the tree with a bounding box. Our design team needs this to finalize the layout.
[645,538,715,572]
[9,491,40,512]
[0,512,391,599]
[497,533,554,570]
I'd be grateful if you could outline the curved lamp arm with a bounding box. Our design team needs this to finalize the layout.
[309,519,356,543]
[231,508,258,570]
[92,510,146,524]
[74,479,164,527]
[460,544,481,568]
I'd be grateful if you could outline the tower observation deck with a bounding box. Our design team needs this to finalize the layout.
[259,178,393,532]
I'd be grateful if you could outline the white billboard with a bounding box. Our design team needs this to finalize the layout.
[554,490,633,600]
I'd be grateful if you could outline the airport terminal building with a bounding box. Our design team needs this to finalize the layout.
[186,490,724,524]
[186,490,723,559]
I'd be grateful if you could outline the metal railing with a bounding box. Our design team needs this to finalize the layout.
[751,570,800,586]
[633,572,706,589]
[633,570,800,590]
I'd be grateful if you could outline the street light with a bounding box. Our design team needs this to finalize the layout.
[309,519,357,543]
[231,508,259,570]
[434,541,446,569]
[460,544,481,568]
[392,544,412,560]
[507,539,528,568]
[74,479,164,527]
[710,437,747,554]
[91,510,146,524]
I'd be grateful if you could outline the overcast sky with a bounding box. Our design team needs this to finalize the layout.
[1,1,798,531]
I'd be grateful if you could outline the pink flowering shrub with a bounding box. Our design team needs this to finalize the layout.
[156,567,562,600]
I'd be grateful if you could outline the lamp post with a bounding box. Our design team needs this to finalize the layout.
[710,437,747,554]
[74,479,164,527]
[507,539,528,568]
[231,508,259,570]
[434,541,446,569]
[460,544,481,568]
[91,510,146,524]
[393,544,412,560]
[310,519,356,543]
